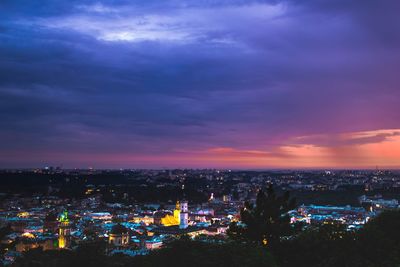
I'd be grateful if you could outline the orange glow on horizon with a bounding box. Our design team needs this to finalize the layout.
[185,129,400,168]
[2,129,400,169]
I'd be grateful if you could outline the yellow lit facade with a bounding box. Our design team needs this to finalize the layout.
[109,233,129,247]
[161,201,181,226]
[22,232,35,239]
[17,212,30,218]
[131,216,154,225]
[108,224,130,247]
[58,233,67,249]
[58,210,71,249]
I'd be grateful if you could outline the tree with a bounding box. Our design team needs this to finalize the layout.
[275,222,355,267]
[275,210,400,267]
[132,238,277,267]
[353,210,400,266]
[229,185,296,246]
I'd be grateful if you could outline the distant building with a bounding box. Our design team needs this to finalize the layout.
[179,200,189,229]
[58,210,71,249]
[15,233,57,252]
[108,224,130,247]
[291,204,369,226]
[359,195,399,209]
[143,238,163,250]
[153,210,171,225]
[154,200,190,229]
[152,225,206,238]
[160,201,181,227]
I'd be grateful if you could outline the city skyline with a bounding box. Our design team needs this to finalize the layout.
[1,0,400,168]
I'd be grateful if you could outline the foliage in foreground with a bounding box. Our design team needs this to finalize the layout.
[275,209,400,267]
[132,239,277,267]
[11,239,276,267]
[228,185,296,246]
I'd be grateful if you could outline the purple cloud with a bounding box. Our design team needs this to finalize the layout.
[1,0,400,168]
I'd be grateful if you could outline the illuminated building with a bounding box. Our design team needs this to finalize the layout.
[16,233,58,252]
[108,224,130,247]
[153,225,207,238]
[153,210,171,225]
[131,215,154,225]
[144,239,163,250]
[160,201,181,226]
[223,195,232,202]
[87,212,113,221]
[157,200,189,228]
[291,204,369,226]
[15,233,38,252]
[17,212,29,218]
[179,200,188,229]
[359,195,399,210]
[58,210,71,249]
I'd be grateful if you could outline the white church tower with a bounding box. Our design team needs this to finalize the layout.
[179,200,189,229]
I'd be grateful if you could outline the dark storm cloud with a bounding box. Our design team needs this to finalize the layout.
[1,0,400,167]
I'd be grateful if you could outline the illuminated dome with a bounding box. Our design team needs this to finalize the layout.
[21,232,36,239]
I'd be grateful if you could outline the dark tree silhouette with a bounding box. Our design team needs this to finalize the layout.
[229,185,296,246]
[275,210,400,267]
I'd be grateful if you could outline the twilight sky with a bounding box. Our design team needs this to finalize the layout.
[1,0,400,169]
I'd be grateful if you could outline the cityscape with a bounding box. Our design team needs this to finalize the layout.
[2,0,400,266]
[0,168,399,266]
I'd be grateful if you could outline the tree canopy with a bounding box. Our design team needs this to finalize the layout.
[229,185,296,246]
